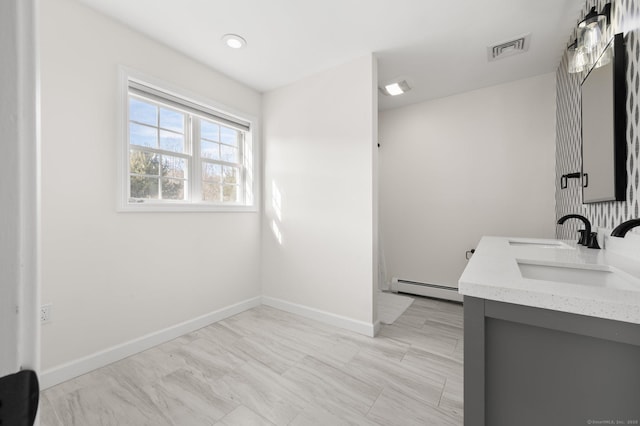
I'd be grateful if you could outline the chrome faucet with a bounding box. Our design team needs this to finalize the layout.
[557,214,591,245]
[611,219,640,237]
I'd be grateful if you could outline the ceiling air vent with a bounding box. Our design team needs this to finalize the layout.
[487,34,531,62]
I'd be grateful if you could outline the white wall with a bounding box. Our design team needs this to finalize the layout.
[379,73,557,288]
[40,0,261,374]
[261,55,377,332]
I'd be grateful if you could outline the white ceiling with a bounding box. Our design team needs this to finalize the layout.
[77,0,583,110]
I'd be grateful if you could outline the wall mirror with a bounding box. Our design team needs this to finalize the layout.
[581,33,626,203]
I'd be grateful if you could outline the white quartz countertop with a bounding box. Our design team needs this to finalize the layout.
[458,236,640,324]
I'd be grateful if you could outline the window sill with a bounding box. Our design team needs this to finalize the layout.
[117,202,258,213]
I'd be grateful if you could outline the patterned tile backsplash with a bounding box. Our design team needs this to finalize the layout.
[556,0,640,239]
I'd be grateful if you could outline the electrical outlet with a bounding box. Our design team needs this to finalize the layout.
[40,304,52,323]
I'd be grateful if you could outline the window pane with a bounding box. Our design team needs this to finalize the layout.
[130,123,157,148]
[202,163,222,182]
[161,156,187,179]
[160,130,185,153]
[160,108,184,133]
[202,182,221,202]
[201,120,219,141]
[223,166,238,184]
[201,141,220,160]
[220,127,238,146]
[223,185,238,202]
[220,145,238,163]
[130,150,159,176]
[161,178,185,200]
[129,97,157,126]
[130,176,159,199]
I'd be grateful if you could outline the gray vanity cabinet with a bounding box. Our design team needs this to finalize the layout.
[464,296,640,426]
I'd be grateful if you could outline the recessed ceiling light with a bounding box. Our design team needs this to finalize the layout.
[222,34,246,49]
[385,83,404,96]
[379,80,411,96]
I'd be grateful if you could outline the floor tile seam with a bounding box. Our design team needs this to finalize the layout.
[374,330,415,350]
[235,360,311,403]
[406,341,458,358]
[454,338,464,352]
[277,352,313,382]
[355,352,447,401]
[217,372,304,426]
[422,318,464,328]
[414,323,461,336]
[294,393,378,424]
[399,345,409,363]
[240,352,292,379]
[117,379,178,425]
[393,361,449,390]
[234,332,309,364]
[394,320,428,330]
[382,380,449,414]
[249,405,277,426]
[301,352,384,396]
[399,330,459,354]
[364,383,387,419]
[255,363,343,419]
[239,336,314,364]
[218,405,270,426]
[404,347,464,367]
[357,346,411,364]
[437,377,448,407]
[42,394,65,426]
[423,318,464,327]
[423,321,464,331]
[397,358,449,385]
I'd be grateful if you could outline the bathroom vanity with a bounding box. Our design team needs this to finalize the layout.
[459,236,640,426]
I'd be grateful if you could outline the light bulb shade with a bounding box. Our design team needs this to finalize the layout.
[568,44,591,74]
[579,22,604,53]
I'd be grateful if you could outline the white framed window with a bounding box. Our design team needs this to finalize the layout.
[118,68,258,212]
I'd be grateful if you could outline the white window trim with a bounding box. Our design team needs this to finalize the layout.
[117,67,260,212]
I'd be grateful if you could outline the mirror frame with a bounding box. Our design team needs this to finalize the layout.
[580,32,627,203]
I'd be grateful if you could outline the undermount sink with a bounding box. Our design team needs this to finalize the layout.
[509,239,573,249]
[517,260,640,291]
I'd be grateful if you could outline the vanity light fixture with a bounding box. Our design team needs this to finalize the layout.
[222,34,247,49]
[379,80,411,96]
[568,3,611,74]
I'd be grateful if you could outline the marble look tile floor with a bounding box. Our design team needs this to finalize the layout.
[40,295,463,426]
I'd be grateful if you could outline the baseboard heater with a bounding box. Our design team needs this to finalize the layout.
[392,277,463,302]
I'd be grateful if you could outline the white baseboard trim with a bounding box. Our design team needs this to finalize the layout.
[40,296,262,390]
[261,296,376,337]
[373,320,381,336]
